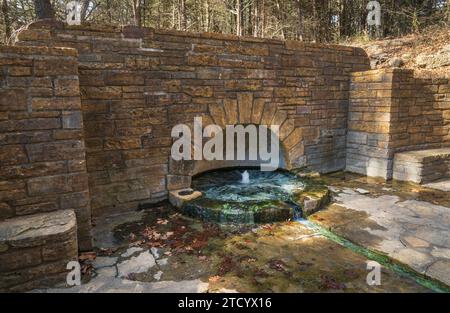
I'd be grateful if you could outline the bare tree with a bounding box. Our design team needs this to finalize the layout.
[234,0,243,36]
[81,0,94,22]
[447,0,450,23]
[179,0,187,30]
[131,0,142,26]
[34,0,55,19]
[1,0,11,43]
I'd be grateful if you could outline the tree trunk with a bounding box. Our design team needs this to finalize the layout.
[179,0,186,30]
[80,0,91,22]
[253,0,259,37]
[275,0,285,39]
[236,0,242,36]
[447,0,450,23]
[131,0,142,27]
[296,0,303,40]
[34,0,55,19]
[261,0,265,37]
[204,0,210,32]
[2,0,11,44]
[106,0,112,23]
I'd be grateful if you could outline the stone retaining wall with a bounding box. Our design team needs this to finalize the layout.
[17,21,370,218]
[0,210,78,292]
[393,148,450,183]
[0,45,92,250]
[347,69,450,179]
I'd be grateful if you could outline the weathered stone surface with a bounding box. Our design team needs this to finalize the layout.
[13,23,373,221]
[0,46,92,252]
[117,251,156,278]
[208,103,226,128]
[416,46,450,69]
[38,202,430,293]
[167,175,191,191]
[223,99,238,125]
[0,210,78,292]
[393,148,450,183]
[237,93,253,124]
[93,256,118,269]
[7,26,449,293]
[169,189,202,208]
[347,69,450,180]
[311,186,450,287]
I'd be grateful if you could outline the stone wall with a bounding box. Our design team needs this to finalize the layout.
[0,45,92,250]
[347,69,450,179]
[17,21,370,218]
[0,210,78,292]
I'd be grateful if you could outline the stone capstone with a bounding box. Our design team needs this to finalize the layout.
[0,210,78,292]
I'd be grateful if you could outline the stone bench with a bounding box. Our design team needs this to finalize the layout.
[0,210,78,292]
[393,148,450,184]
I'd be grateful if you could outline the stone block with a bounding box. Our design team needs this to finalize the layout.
[0,210,78,292]
[237,93,253,124]
[26,140,85,162]
[62,111,83,129]
[224,99,238,125]
[167,175,191,191]
[0,89,28,111]
[54,78,80,97]
[169,189,202,208]
[393,148,450,183]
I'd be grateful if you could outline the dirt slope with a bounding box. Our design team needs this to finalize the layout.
[343,25,450,78]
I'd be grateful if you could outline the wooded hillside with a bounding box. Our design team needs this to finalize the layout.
[1,0,449,44]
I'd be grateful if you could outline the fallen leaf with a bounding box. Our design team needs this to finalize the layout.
[157,218,169,225]
[209,275,221,283]
[79,252,96,261]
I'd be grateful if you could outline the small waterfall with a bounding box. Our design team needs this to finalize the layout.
[241,171,250,184]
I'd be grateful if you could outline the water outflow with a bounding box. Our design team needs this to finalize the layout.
[241,170,250,184]
[296,218,450,293]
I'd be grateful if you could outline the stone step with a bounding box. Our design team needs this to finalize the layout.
[0,210,78,292]
[393,148,450,184]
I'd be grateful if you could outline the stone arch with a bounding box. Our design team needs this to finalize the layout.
[167,93,305,191]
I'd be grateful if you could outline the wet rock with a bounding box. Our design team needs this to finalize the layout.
[311,189,450,287]
[150,247,160,259]
[303,197,320,215]
[431,247,450,259]
[117,251,155,277]
[157,258,169,266]
[402,236,430,249]
[169,189,202,209]
[92,211,145,248]
[35,278,209,293]
[426,260,450,286]
[121,247,144,258]
[153,271,163,281]
[93,256,118,269]
[96,266,117,278]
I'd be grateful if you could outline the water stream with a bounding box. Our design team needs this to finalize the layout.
[297,219,450,293]
[190,168,449,292]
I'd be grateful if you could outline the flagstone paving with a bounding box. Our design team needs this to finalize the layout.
[34,172,449,293]
[311,173,450,287]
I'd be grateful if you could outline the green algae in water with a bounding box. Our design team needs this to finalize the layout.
[299,219,450,293]
[184,169,307,223]
[192,169,305,203]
